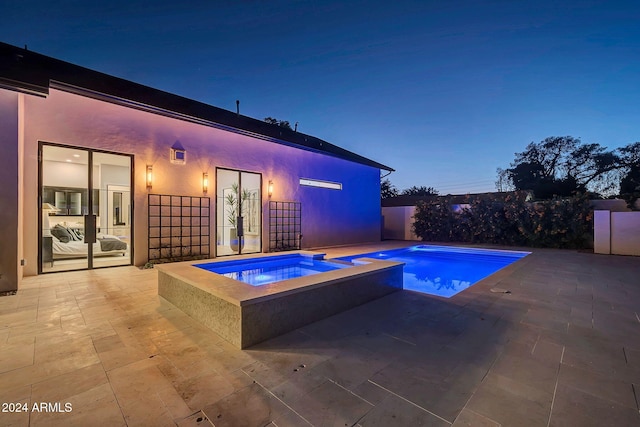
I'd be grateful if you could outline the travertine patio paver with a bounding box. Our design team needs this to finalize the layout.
[0,242,639,426]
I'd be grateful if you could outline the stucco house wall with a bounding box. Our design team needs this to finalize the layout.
[0,89,388,290]
[0,90,21,292]
[11,87,382,279]
[0,42,391,290]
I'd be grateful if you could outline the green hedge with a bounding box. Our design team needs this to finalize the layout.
[412,192,593,249]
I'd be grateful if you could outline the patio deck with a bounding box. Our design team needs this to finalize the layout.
[1,242,639,426]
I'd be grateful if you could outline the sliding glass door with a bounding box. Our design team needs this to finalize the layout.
[39,144,133,273]
[216,168,261,256]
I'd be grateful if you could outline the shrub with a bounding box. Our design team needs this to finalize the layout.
[412,193,593,249]
[413,200,461,242]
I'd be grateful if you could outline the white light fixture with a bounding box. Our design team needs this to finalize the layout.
[268,180,274,197]
[203,172,209,193]
[146,165,153,189]
[299,178,342,190]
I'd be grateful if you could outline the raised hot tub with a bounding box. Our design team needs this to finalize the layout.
[157,251,403,348]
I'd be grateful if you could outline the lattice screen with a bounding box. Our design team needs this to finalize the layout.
[148,194,210,263]
[268,200,302,251]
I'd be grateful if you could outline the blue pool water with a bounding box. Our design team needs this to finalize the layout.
[336,245,529,298]
[196,254,351,286]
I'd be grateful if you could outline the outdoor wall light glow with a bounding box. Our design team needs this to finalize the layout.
[268,180,274,197]
[203,172,209,193]
[146,165,153,189]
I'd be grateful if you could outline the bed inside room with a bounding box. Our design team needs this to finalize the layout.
[50,223,128,259]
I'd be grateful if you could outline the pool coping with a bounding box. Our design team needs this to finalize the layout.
[333,244,531,298]
[156,251,405,348]
[156,250,403,307]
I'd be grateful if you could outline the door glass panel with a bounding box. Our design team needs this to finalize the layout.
[41,145,89,272]
[40,146,132,273]
[217,169,240,256]
[93,152,132,269]
[216,169,261,256]
[241,171,261,254]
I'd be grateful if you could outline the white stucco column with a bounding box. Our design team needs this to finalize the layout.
[593,210,611,255]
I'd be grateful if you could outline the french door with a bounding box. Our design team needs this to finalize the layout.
[216,168,262,256]
[39,143,133,272]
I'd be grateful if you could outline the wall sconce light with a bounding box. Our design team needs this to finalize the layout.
[202,172,209,193]
[268,180,274,198]
[146,165,153,189]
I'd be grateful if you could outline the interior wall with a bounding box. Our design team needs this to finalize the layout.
[100,164,129,187]
[43,160,87,187]
[0,90,19,291]
[98,164,130,232]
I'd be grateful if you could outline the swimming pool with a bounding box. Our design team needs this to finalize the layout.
[196,254,351,286]
[336,245,529,297]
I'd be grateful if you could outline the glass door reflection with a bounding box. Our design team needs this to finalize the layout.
[93,153,132,269]
[216,168,261,256]
[39,145,132,273]
[40,145,89,272]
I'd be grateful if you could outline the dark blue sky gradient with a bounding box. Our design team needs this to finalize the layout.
[2,1,639,193]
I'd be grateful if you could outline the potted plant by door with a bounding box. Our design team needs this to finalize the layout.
[225,183,251,252]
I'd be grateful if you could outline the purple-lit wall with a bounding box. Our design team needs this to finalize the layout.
[13,88,382,276]
[0,90,21,291]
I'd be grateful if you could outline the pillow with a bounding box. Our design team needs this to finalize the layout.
[51,224,72,243]
[68,228,83,241]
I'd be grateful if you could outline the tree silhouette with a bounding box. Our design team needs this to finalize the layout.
[401,186,439,196]
[497,136,619,199]
[618,142,640,209]
[381,179,398,200]
[264,117,293,130]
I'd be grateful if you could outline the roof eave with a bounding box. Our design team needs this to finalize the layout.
[0,42,394,172]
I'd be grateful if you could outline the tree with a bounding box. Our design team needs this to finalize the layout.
[381,178,398,200]
[508,162,546,192]
[618,142,640,209]
[401,186,439,196]
[620,167,640,194]
[497,136,620,199]
[264,117,293,130]
[564,142,619,191]
[495,167,513,192]
[618,142,640,167]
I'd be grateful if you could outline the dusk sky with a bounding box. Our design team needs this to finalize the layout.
[2,1,639,194]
